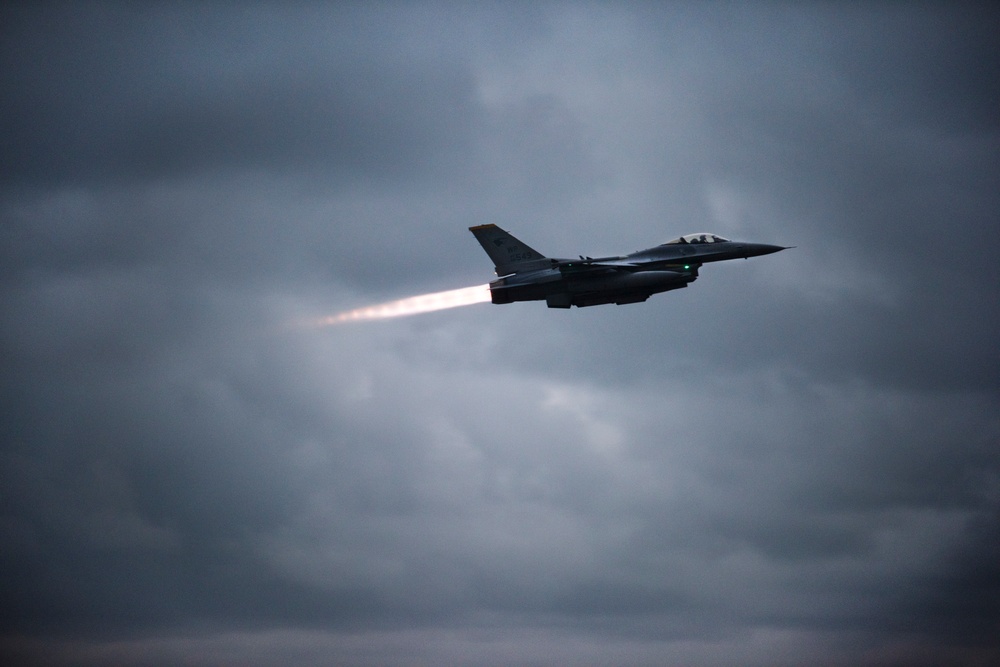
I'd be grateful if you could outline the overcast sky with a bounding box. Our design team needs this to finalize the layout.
[2,3,999,666]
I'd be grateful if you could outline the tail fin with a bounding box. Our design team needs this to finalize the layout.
[469,224,548,275]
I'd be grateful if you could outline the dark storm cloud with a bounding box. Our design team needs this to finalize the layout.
[1,4,479,187]
[2,3,999,666]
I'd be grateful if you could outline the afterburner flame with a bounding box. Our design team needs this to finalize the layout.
[312,283,492,326]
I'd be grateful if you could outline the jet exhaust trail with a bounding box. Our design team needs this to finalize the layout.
[312,283,492,325]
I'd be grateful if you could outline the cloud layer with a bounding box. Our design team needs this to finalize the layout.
[2,4,998,666]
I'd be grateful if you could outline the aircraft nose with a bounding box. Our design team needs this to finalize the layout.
[744,243,788,257]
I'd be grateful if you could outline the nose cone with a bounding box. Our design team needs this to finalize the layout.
[742,243,788,258]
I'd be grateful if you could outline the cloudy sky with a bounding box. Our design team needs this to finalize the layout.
[2,3,998,666]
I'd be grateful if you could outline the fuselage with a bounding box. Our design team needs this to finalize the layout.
[623,237,786,267]
[469,226,788,308]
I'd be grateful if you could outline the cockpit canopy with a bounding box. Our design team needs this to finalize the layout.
[663,233,731,245]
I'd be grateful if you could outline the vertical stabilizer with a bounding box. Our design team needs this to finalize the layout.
[469,224,548,275]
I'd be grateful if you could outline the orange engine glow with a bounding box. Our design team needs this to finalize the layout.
[311,283,492,326]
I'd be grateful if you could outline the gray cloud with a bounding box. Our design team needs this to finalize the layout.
[2,3,998,666]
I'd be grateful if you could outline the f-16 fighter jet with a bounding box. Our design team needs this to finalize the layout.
[469,224,788,308]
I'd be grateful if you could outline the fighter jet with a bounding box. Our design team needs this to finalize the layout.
[469,224,788,308]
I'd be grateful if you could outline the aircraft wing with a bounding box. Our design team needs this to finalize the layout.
[554,260,702,293]
[554,258,640,273]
